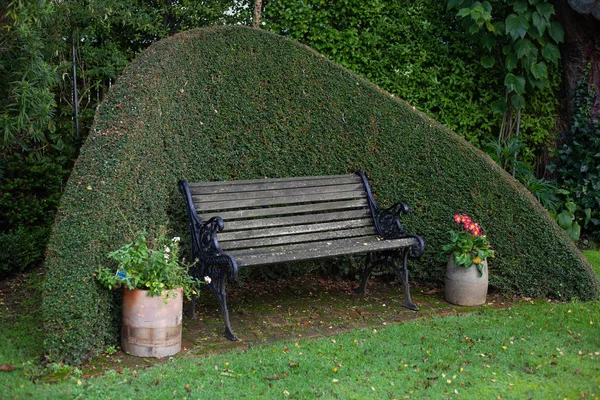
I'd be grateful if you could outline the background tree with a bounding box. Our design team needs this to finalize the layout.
[0,0,252,278]
[1,0,57,153]
[554,0,600,119]
[263,0,561,170]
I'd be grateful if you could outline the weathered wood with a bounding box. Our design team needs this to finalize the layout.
[224,209,371,231]
[219,227,377,251]
[189,174,361,195]
[188,174,357,188]
[218,218,374,242]
[229,236,417,267]
[225,235,379,257]
[198,199,369,221]
[179,172,424,342]
[192,183,364,203]
[193,190,366,212]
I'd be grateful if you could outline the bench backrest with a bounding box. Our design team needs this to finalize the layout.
[187,174,377,252]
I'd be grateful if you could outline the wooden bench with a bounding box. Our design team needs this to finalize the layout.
[178,171,424,340]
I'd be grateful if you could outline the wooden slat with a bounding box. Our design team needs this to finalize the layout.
[188,174,357,188]
[198,199,369,221]
[227,235,378,257]
[219,227,376,251]
[224,209,371,231]
[189,174,360,195]
[229,237,417,267]
[192,183,364,203]
[194,191,365,213]
[218,218,374,242]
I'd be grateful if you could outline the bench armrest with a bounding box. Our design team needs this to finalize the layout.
[198,217,239,281]
[356,172,425,257]
[178,180,239,279]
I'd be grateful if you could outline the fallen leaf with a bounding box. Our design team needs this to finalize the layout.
[0,365,16,371]
[263,374,281,381]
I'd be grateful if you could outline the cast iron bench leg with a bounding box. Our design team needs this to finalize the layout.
[396,249,418,311]
[206,273,238,341]
[353,253,376,294]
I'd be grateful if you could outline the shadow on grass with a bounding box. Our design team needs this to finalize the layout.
[81,274,517,378]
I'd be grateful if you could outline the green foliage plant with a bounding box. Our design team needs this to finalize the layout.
[554,194,591,242]
[448,0,563,120]
[441,214,494,276]
[549,66,600,239]
[95,228,196,299]
[263,0,504,146]
[484,136,561,212]
[263,0,560,160]
[0,144,75,277]
[42,26,599,365]
[0,0,57,152]
[447,0,564,174]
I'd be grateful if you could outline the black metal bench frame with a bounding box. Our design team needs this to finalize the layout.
[178,171,424,340]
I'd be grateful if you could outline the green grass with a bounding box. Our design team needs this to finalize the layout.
[1,252,598,398]
[2,302,599,399]
[584,250,600,278]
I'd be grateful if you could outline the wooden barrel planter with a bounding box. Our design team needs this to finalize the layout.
[121,287,183,358]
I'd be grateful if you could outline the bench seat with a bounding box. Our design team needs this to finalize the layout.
[179,172,424,340]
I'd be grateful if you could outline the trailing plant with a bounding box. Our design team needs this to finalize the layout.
[95,229,197,299]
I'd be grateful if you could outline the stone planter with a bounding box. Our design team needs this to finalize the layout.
[444,254,488,306]
[121,287,183,358]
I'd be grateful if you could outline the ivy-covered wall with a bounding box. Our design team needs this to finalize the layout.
[42,26,599,364]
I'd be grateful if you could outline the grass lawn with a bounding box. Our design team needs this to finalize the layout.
[1,252,599,399]
[584,250,600,277]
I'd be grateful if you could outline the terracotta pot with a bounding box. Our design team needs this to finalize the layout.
[444,254,488,306]
[121,287,183,358]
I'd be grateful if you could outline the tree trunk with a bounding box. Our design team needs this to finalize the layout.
[253,0,263,28]
[553,1,600,119]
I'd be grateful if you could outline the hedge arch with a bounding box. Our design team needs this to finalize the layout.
[42,26,599,364]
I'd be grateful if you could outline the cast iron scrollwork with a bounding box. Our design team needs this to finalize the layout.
[374,201,408,238]
[356,171,425,250]
[178,180,239,339]
[196,216,223,256]
[354,249,418,311]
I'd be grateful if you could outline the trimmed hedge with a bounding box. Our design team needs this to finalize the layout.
[43,26,600,364]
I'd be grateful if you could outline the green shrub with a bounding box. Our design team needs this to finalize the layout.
[0,150,73,277]
[0,226,50,277]
[549,67,600,239]
[263,0,560,157]
[43,26,599,364]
